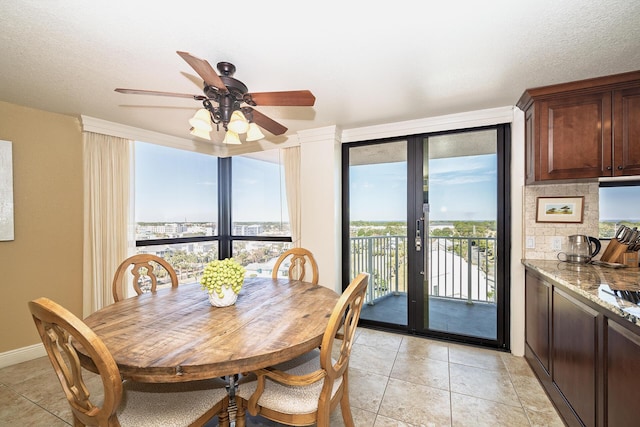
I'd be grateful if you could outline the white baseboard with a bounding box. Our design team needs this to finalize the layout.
[0,344,46,369]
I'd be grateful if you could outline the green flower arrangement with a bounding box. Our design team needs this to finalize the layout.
[200,258,246,298]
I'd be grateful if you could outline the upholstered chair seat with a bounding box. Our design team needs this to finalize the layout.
[238,350,341,415]
[116,379,229,426]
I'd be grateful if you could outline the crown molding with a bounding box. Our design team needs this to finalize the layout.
[340,106,514,143]
[298,126,341,144]
[221,134,300,157]
[80,115,225,156]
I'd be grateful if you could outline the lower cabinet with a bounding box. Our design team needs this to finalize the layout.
[525,268,640,427]
[552,289,599,427]
[607,321,640,427]
[525,271,550,372]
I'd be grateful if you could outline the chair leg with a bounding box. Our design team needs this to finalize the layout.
[340,378,355,427]
[235,398,246,427]
[218,409,230,427]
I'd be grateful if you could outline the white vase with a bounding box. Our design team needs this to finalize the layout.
[207,285,238,307]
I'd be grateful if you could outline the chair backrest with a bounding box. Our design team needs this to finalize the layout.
[271,247,319,285]
[28,297,123,426]
[318,273,368,389]
[112,254,179,302]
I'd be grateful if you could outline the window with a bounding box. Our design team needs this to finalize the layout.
[134,142,218,284]
[599,182,640,238]
[231,151,292,275]
[133,143,291,284]
[135,142,218,233]
[232,152,289,237]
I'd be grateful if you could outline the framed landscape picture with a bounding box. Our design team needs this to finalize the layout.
[536,196,584,223]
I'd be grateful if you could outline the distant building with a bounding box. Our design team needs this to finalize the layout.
[233,224,263,236]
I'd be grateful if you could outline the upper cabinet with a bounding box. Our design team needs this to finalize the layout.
[517,71,640,184]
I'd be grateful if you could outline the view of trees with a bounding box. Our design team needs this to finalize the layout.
[599,221,640,238]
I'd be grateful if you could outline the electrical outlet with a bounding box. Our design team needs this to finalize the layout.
[526,236,535,249]
[551,237,562,251]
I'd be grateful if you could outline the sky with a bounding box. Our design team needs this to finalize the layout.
[599,186,640,221]
[135,141,500,223]
[350,154,497,222]
[136,141,640,225]
[135,142,287,222]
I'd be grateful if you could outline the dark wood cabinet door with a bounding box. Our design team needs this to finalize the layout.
[553,288,599,427]
[607,321,640,427]
[525,271,550,372]
[538,92,612,180]
[524,107,536,184]
[613,86,640,176]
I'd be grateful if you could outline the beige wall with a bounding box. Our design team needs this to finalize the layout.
[0,101,83,354]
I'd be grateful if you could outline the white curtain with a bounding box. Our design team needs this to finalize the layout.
[83,132,131,316]
[282,146,301,247]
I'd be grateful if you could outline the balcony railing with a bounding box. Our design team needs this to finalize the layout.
[350,235,496,306]
[350,235,406,305]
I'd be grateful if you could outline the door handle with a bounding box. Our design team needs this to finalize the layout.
[415,219,423,252]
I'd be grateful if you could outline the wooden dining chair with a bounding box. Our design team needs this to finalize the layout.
[28,297,231,427]
[235,272,369,427]
[112,253,179,302]
[271,247,319,285]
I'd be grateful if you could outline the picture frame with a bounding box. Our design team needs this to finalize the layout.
[536,196,584,223]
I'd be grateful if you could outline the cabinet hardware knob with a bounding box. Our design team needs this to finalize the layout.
[607,166,612,171]
[618,165,623,170]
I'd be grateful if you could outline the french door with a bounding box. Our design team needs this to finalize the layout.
[342,125,510,349]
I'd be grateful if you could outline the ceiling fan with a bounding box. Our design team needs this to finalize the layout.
[115,51,316,142]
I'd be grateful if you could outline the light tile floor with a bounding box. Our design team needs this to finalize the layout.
[0,328,564,426]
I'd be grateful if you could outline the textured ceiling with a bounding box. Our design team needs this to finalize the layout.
[1,1,639,148]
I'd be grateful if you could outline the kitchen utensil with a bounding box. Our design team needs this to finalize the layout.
[591,260,628,268]
[557,234,602,264]
[625,228,639,244]
[600,225,627,261]
[600,226,630,263]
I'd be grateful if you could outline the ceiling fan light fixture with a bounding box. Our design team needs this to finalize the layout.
[116,52,316,143]
[189,108,213,131]
[245,122,265,141]
[222,130,241,145]
[227,110,249,134]
[190,126,211,140]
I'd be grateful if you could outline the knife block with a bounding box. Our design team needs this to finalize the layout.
[600,239,629,263]
[622,251,639,268]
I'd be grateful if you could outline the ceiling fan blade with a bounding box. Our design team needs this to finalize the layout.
[247,108,288,135]
[176,51,227,92]
[115,88,205,100]
[249,90,316,106]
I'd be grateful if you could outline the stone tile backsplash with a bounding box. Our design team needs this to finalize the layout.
[523,182,601,261]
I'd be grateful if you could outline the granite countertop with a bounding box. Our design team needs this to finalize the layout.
[522,259,640,326]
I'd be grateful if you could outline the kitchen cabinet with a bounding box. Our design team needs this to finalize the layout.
[524,267,640,427]
[606,321,640,427]
[517,70,640,184]
[524,271,550,372]
[613,86,640,176]
[552,288,599,427]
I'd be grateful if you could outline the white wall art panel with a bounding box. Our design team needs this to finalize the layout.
[0,140,14,241]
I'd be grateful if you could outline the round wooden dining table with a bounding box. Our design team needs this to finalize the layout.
[77,277,339,383]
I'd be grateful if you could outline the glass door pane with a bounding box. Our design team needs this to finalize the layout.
[423,129,498,340]
[348,140,408,326]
